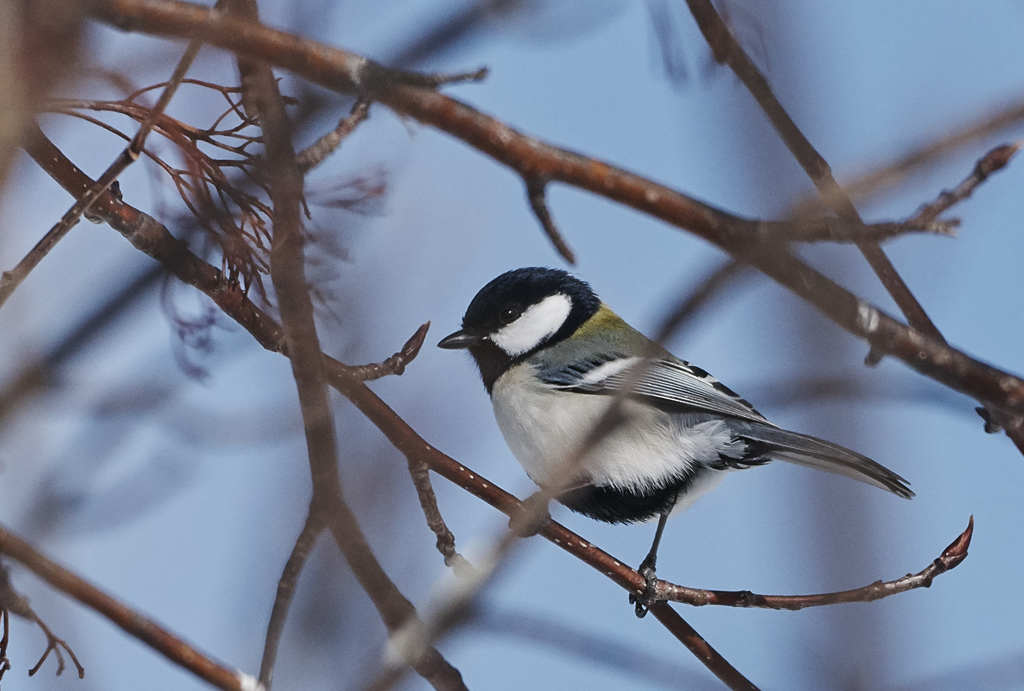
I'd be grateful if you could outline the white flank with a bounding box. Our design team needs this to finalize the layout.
[490,293,572,356]
[491,362,741,501]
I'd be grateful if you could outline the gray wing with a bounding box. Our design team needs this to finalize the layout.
[539,353,772,425]
[540,353,913,498]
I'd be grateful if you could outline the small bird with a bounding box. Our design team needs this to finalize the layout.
[438,267,912,616]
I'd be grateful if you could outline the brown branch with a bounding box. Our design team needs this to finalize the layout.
[0,606,9,681]
[258,511,322,688]
[685,0,946,371]
[345,322,431,382]
[83,0,1024,425]
[225,13,466,688]
[906,143,1020,226]
[656,516,973,609]
[25,125,746,688]
[0,527,254,690]
[343,322,471,572]
[525,177,576,263]
[296,99,371,173]
[28,131,978,690]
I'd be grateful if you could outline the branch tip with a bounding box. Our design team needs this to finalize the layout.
[525,178,576,264]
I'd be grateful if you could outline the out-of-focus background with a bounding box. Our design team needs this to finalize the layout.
[2,1,1023,688]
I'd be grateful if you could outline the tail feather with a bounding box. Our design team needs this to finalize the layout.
[734,423,913,499]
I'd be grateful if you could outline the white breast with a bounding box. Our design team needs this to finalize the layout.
[490,363,736,494]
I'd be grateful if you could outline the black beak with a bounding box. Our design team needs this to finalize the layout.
[437,329,483,349]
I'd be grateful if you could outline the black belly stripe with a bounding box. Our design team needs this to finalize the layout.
[556,470,707,524]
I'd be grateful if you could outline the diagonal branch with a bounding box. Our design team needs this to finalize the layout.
[82,0,1024,428]
[0,526,255,690]
[683,0,942,366]
[0,23,203,309]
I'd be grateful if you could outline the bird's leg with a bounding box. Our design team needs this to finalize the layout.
[629,509,669,618]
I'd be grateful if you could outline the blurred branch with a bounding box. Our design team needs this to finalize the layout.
[0,527,253,690]
[83,0,1024,429]
[258,511,321,688]
[796,97,1024,216]
[0,25,202,309]
[684,0,940,366]
[239,14,465,690]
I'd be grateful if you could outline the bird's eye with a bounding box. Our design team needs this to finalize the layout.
[500,305,521,324]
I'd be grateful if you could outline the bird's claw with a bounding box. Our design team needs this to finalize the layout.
[628,560,659,618]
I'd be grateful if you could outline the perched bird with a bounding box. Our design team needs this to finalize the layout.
[438,267,913,616]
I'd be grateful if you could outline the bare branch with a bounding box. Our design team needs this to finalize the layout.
[0,27,203,309]
[0,561,84,680]
[656,516,973,609]
[344,322,431,382]
[296,99,371,173]
[797,98,1024,216]
[0,526,255,690]
[258,512,322,688]
[907,143,1020,226]
[82,0,1024,426]
[525,177,576,264]
[230,13,466,688]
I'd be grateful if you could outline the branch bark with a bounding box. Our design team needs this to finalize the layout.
[82,0,1024,428]
[0,525,254,690]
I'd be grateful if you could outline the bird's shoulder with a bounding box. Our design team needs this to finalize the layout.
[530,306,769,424]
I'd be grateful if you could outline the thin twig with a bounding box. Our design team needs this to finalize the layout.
[0,563,84,680]
[296,99,371,173]
[0,607,9,681]
[0,525,256,690]
[656,516,973,609]
[0,27,203,309]
[344,322,431,381]
[684,0,942,367]
[257,511,322,688]
[525,177,576,264]
[239,13,465,689]
[343,322,472,572]
[906,143,1020,226]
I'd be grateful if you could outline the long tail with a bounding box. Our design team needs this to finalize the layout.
[733,422,913,498]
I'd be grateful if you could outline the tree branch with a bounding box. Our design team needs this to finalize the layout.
[0,526,256,690]
[27,128,979,690]
[26,124,750,688]
[0,22,202,309]
[683,0,942,366]
[238,13,465,689]
[81,0,1024,427]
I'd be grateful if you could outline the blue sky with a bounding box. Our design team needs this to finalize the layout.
[2,1,1024,689]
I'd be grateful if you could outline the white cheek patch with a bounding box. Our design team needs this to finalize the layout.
[491,293,572,356]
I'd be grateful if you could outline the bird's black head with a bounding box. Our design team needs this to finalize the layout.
[438,267,601,392]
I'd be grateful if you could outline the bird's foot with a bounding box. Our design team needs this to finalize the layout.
[628,557,660,618]
[508,492,552,538]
